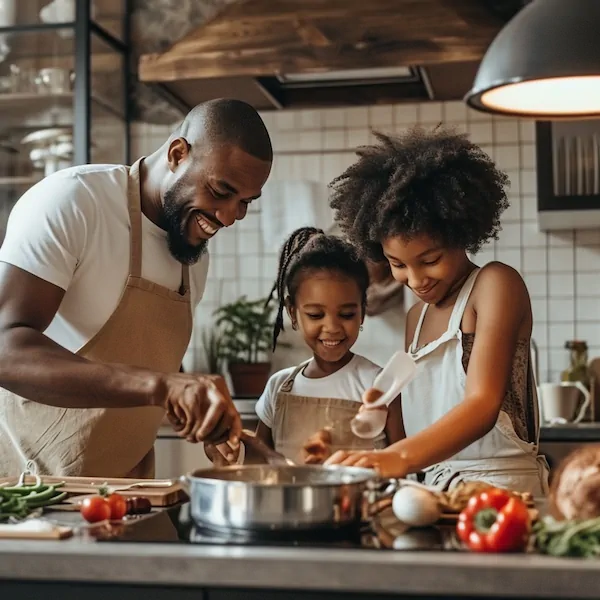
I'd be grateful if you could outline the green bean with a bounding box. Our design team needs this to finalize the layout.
[2,483,49,495]
[23,485,58,503]
[27,491,67,509]
[0,479,67,519]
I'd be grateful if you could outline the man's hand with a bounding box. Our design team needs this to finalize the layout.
[160,373,241,447]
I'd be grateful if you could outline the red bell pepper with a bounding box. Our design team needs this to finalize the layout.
[456,487,531,553]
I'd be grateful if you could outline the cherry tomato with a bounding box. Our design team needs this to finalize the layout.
[80,496,111,523]
[106,493,127,520]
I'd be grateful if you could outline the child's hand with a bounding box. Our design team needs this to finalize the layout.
[303,427,333,464]
[203,440,240,466]
[358,387,388,415]
[324,447,410,478]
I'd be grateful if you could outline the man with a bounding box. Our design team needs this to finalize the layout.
[0,98,273,478]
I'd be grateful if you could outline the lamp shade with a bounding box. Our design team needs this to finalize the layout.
[465,0,600,119]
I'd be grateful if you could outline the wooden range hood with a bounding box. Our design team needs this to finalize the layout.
[137,0,523,111]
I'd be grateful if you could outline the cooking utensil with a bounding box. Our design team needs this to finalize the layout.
[239,430,295,466]
[180,464,385,532]
[102,480,175,493]
[351,351,417,438]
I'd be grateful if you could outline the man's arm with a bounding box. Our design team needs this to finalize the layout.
[0,173,241,444]
[0,263,161,408]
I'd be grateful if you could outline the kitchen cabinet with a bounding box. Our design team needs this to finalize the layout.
[0,0,130,227]
[536,120,600,230]
[154,433,213,479]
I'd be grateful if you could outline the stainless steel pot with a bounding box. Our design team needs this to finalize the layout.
[180,464,381,532]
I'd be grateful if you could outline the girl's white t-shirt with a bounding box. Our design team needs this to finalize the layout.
[255,354,382,428]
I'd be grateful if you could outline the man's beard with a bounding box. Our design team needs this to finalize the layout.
[163,188,208,265]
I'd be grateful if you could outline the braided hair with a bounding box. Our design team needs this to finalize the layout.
[266,227,370,351]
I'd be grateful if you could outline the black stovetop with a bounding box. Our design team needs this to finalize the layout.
[94,503,457,551]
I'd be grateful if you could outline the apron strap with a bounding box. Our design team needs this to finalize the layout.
[446,268,481,333]
[410,303,429,353]
[279,360,311,393]
[127,158,144,278]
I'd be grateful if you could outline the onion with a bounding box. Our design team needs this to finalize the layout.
[549,445,600,521]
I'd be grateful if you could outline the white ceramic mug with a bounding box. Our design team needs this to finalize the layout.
[537,381,591,425]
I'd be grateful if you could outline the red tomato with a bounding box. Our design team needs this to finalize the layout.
[80,496,111,523]
[106,493,127,520]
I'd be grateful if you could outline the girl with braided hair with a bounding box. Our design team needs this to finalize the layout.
[325,126,549,496]
[249,227,403,464]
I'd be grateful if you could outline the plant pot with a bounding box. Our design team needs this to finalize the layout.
[228,362,271,397]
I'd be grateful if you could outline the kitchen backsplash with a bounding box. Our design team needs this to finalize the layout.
[136,102,595,383]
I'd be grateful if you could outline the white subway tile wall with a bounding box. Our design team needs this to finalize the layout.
[130,101,600,383]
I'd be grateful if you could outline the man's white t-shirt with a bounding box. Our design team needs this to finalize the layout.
[0,164,209,353]
[255,354,382,428]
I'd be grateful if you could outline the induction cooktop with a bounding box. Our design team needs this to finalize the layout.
[93,503,458,551]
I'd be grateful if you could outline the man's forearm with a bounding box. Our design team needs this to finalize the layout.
[0,326,163,409]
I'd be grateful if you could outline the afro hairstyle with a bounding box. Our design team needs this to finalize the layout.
[329,126,510,262]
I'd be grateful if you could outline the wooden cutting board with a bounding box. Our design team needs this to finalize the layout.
[0,524,73,540]
[0,475,187,507]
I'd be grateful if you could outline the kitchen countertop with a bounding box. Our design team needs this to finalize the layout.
[1,510,600,599]
[2,533,600,598]
[540,423,600,442]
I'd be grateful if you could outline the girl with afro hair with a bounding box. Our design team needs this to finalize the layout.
[325,126,549,496]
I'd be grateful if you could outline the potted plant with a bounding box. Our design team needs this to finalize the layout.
[200,326,224,375]
[214,295,276,396]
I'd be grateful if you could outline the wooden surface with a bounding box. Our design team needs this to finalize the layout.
[0,525,73,540]
[0,476,187,507]
[139,0,508,82]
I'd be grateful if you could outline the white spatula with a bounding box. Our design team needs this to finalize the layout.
[351,351,417,439]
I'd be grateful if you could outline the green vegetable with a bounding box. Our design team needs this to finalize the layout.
[0,479,66,521]
[534,516,600,558]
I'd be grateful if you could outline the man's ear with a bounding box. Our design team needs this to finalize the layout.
[167,137,191,172]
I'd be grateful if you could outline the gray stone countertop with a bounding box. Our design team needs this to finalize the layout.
[0,524,599,597]
[540,422,600,442]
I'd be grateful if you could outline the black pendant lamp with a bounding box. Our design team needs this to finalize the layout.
[465,0,600,119]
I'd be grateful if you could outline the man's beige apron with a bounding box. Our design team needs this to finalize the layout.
[272,362,387,464]
[0,158,193,478]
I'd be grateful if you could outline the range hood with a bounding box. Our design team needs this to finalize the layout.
[133,0,524,117]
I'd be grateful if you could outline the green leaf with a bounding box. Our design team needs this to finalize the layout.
[212,295,276,364]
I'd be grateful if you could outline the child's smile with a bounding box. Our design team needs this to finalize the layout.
[288,271,363,371]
